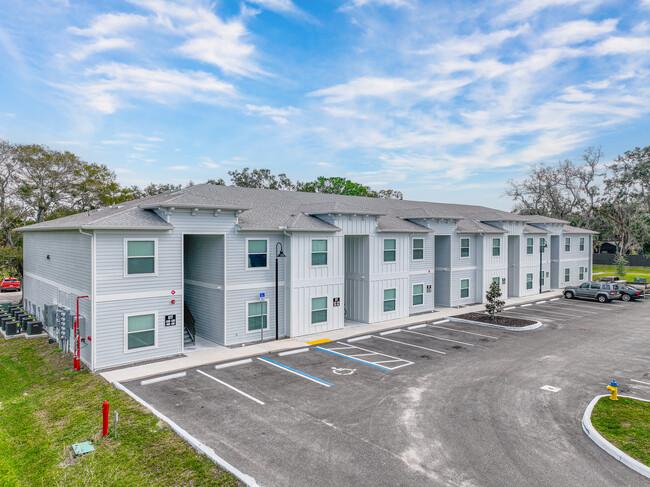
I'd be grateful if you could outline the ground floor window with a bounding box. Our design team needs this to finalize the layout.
[579,266,584,280]
[126,313,156,351]
[247,301,268,331]
[412,284,424,306]
[492,276,500,288]
[384,289,396,311]
[540,270,545,286]
[565,268,570,282]
[460,279,469,298]
[526,273,533,290]
[311,297,327,323]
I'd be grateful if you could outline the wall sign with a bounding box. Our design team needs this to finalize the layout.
[333,297,340,307]
[501,278,506,284]
[165,315,177,326]
[426,285,432,293]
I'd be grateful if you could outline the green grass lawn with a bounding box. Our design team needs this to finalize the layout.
[0,337,241,487]
[591,397,650,467]
[593,265,650,281]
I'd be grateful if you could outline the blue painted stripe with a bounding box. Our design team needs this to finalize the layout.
[258,357,334,386]
[314,347,391,371]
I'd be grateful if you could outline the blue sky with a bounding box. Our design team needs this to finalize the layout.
[1,0,650,210]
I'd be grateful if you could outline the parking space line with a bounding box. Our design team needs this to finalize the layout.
[140,371,187,385]
[315,347,392,370]
[197,370,266,405]
[373,335,446,355]
[503,308,580,319]
[427,324,498,339]
[631,379,650,387]
[403,329,474,346]
[257,357,333,387]
[315,342,414,371]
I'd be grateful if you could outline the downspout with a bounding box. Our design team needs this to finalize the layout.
[79,229,96,371]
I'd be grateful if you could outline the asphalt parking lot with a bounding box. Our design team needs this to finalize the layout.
[124,297,650,487]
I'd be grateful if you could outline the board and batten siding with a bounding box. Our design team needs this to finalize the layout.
[225,286,286,344]
[288,283,343,336]
[409,273,434,314]
[368,233,409,322]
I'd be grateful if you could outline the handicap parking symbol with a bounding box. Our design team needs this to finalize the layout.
[331,367,356,376]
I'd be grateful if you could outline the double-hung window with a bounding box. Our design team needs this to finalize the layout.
[492,277,500,288]
[460,238,470,258]
[126,313,156,351]
[492,238,501,256]
[384,239,396,262]
[384,289,396,311]
[311,297,327,324]
[247,239,268,268]
[126,240,156,275]
[412,284,424,306]
[565,268,570,282]
[540,270,545,285]
[247,301,268,331]
[565,237,571,252]
[579,237,585,251]
[460,279,470,298]
[526,273,533,290]
[311,239,328,266]
[526,238,534,254]
[412,239,424,260]
[579,266,584,280]
[540,238,546,253]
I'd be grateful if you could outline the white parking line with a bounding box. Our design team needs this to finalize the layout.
[257,357,333,387]
[373,335,446,355]
[404,329,475,346]
[278,348,309,357]
[140,371,187,385]
[631,379,650,387]
[427,324,498,339]
[505,307,582,319]
[214,358,253,370]
[197,370,265,405]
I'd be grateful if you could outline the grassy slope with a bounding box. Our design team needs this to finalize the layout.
[592,397,650,467]
[593,265,650,280]
[0,337,240,487]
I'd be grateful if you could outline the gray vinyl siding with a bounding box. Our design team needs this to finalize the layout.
[94,296,183,370]
[226,287,286,345]
[558,233,592,287]
[409,234,434,272]
[453,234,478,267]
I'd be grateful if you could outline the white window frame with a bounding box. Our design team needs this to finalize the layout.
[310,238,328,267]
[526,238,534,255]
[311,296,328,324]
[492,276,500,289]
[540,237,546,253]
[526,273,533,290]
[460,238,470,259]
[492,238,501,257]
[124,238,158,278]
[124,311,158,354]
[383,238,397,263]
[565,237,571,252]
[246,238,270,270]
[383,288,397,312]
[412,283,424,307]
[412,238,424,261]
[579,266,584,280]
[564,268,570,282]
[460,278,470,299]
[580,237,585,251]
[245,298,269,334]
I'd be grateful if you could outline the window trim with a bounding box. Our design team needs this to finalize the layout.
[460,238,470,259]
[310,238,329,267]
[579,237,585,252]
[460,278,470,299]
[526,238,534,255]
[124,311,158,354]
[311,296,328,324]
[492,238,501,257]
[383,288,397,312]
[245,298,269,334]
[412,283,424,307]
[565,237,571,252]
[411,238,424,261]
[526,273,533,290]
[579,266,584,280]
[383,238,397,263]
[564,268,570,282]
[246,238,270,271]
[124,238,158,278]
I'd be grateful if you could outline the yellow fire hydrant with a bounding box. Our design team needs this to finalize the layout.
[606,381,618,401]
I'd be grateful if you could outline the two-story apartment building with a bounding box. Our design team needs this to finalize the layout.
[18,184,596,371]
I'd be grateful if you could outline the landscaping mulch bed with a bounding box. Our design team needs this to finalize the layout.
[453,312,537,327]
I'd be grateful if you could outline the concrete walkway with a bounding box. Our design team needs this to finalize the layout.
[100,290,563,384]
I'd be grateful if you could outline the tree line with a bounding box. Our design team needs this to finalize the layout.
[505,145,650,255]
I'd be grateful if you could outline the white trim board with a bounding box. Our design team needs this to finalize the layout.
[24,272,90,300]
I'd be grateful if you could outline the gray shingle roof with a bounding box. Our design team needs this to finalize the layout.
[522,214,569,224]
[523,224,551,234]
[17,183,595,234]
[562,225,598,235]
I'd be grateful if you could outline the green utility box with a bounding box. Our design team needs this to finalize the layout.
[27,321,43,335]
[0,303,11,312]
[4,320,19,335]
[1,316,14,331]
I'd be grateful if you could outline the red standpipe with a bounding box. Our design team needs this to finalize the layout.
[102,401,109,437]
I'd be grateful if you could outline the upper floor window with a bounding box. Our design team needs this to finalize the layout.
[460,238,470,258]
[311,239,328,266]
[526,238,534,254]
[540,238,546,253]
[579,237,585,251]
[247,239,268,269]
[126,240,156,275]
[412,238,424,260]
[565,237,571,252]
[384,239,396,262]
[492,238,501,257]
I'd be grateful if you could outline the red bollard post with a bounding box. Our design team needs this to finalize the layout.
[102,401,109,437]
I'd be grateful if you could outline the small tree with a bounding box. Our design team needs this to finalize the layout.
[485,281,505,320]
[614,253,628,278]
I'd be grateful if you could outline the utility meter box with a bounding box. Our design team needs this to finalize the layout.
[73,315,87,337]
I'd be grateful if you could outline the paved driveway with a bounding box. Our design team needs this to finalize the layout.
[123,298,650,486]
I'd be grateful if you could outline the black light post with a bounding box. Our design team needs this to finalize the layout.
[539,239,548,294]
[275,242,286,340]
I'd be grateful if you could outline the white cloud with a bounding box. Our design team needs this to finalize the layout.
[245,104,299,124]
[542,19,618,46]
[499,0,606,22]
[341,0,413,8]
[246,0,301,14]
[309,77,420,103]
[419,25,530,57]
[641,0,650,9]
[68,13,148,59]
[168,165,190,170]
[593,36,650,54]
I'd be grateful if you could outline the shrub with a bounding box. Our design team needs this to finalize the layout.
[485,281,505,320]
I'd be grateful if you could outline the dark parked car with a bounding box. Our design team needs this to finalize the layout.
[0,277,21,292]
[564,281,621,303]
[617,285,644,301]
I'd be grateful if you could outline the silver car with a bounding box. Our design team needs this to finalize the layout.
[564,281,621,303]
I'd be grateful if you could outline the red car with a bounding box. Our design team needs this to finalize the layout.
[0,277,21,292]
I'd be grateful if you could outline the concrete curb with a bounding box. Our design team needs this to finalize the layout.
[447,317,543,331]
[114,381,260,487]
[582,394,650,479]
